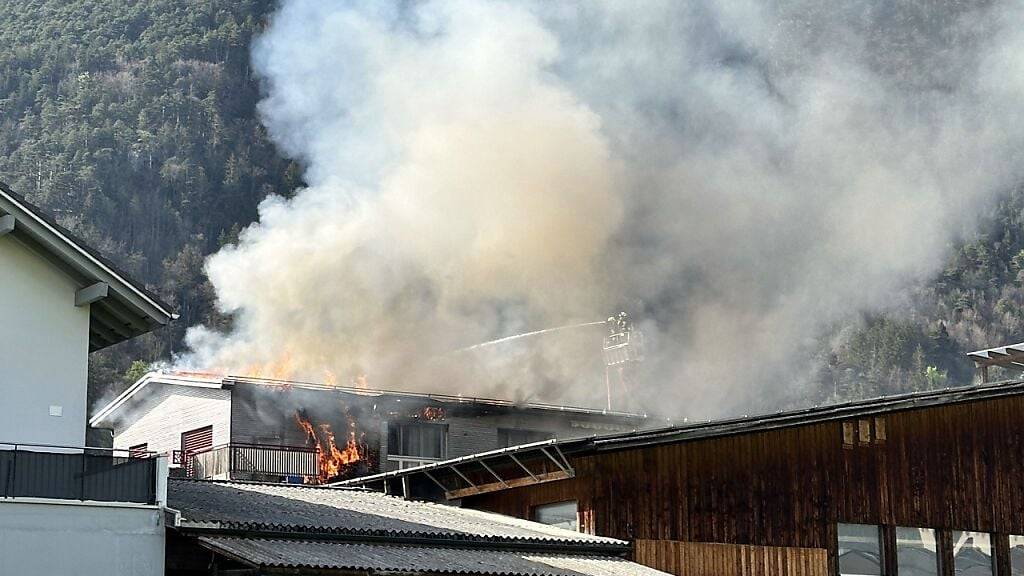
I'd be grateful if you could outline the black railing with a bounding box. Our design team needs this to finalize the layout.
[0,443,157,504]
[185,443,317,481]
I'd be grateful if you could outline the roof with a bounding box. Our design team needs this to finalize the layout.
[0,181,175,350]
[967,342,1024,370]
[90,370,649,427]
[168,478,619,546]
[332,438,577,500]
[352,379,1024,498]
[90,371,224,427]
[196,537,664,575]
[168,479,669,576]
[578,378,1024,453]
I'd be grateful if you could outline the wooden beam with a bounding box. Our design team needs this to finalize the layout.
[445,470,572,500]
[89,304,135,339]
[75,282,109,307]
[0,214,14,236]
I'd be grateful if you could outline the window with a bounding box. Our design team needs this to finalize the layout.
[128,443,148,458]
[896,527,939,576]
[1009,535,1024,576]
[388,423,446,459]
[838,523,884,576]
[181,426,213,454]
[952,531,993,576]
[533,501,578,531]
[497,428,554,448]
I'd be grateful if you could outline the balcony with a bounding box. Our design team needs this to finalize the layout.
[0,443,157,504]
[177,443,318,482]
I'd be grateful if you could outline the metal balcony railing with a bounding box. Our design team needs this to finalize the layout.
[0,443,157,504]
[181,443,318,481]
[387,455,441,471]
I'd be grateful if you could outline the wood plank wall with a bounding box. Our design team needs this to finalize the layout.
[465,395,1024,573]
[634,540,828,576]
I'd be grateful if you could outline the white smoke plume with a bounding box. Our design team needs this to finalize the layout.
[181,0,1024,417]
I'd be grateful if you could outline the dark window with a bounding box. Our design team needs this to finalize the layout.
[838,523,884,576]
[952,531,993,576]
[1010,535,1024,576]
[896,527,939,576]
[532,501,578,531]
[128,443,148,458]
[497,428,554,448]
[388,423,445,459]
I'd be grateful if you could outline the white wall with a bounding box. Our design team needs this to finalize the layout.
[0,500,164,575]
[113,383,232,456]
[0,235,89,447]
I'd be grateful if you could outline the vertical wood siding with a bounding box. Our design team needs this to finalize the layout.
[634,540,828,576]
[466,395,1024,572]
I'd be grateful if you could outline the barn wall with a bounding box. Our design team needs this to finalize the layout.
[634,540,828,576]
[465,395,1024,570]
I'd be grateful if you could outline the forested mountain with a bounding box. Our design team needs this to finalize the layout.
[0,0,300,400]
[2,0,1022,409]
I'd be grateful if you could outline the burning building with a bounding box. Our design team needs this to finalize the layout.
[89,371,650,485]
[342,350,1024,576]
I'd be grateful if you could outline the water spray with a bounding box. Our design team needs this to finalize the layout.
[451,321,607,354]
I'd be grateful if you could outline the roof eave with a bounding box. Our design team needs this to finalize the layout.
[0,183,176,351]
[89,371,225,428]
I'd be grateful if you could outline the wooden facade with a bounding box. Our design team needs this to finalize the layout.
[634,540,828,576]
[463,393,1024,576]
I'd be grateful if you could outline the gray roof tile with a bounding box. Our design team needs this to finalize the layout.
[197,537,670,576]
[169,479,620,546]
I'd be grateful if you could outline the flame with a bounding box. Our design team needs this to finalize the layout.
[243,351,296,380]
[353,374,369,389]
[295,412,364,482]
[420,406,446,420]
[323,369,338,386]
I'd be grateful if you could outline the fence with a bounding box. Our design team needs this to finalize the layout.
[0,443,156,504]
[184,443,317,480]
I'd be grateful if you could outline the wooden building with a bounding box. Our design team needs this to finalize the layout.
[343,380,1024,576]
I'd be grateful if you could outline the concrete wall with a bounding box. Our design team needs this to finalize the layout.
[113,384,231,456]
[0,500,164,575]
[0,235,89,447]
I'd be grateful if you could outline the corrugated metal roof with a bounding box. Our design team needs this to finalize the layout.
[168,479,621,547]
[197,537,669,576]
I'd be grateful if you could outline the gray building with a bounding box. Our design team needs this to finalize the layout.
[91,371,649,484]
[0,182,175,575]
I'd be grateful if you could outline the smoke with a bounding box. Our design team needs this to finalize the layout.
[180,0,1024,417]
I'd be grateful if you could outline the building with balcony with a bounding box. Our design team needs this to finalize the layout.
[0,182,175,575]
[347,376,1024,576]
[89,370,651,485]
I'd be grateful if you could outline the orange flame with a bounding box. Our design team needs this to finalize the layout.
[323,369,338,386]
[244,351,296,380]
[295,412,363,482]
